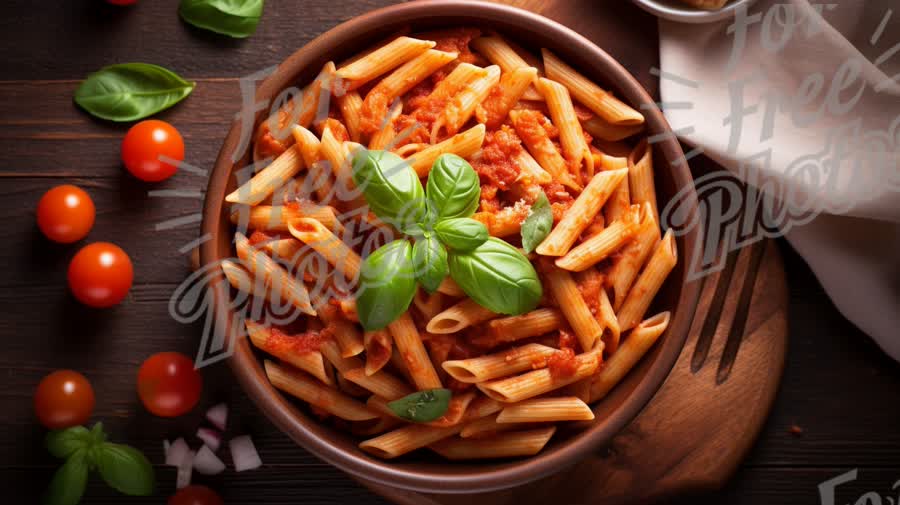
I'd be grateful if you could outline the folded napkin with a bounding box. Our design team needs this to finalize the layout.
[657,0,900,360]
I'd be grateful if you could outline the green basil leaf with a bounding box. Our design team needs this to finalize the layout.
[93,443,155,497]
[434,218,489,252]
[357,240,417,330]
[425,154,481,220]
[89,422,107,445]
[448,237,542,315]
[179,0,264,38]
[43,450,88,505]
[46,426,91,460]
[412,235,448,293]
[352,149,427,233]
[520,191,553,253]
[74,63,195,122]
[388,388,452,422]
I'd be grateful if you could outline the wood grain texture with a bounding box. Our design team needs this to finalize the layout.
[2,1,899,504]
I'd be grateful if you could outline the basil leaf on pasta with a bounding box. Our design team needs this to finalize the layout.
[434,218,488,252]
[388,389,452,422]
[426,154,480,220]
[448,238,542,315]
[412,235,448,293]
[357,240,417,330]
[353,149,427,233]
[520,191,553,253]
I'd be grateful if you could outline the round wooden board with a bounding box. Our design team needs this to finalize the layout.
[357,239,788,505]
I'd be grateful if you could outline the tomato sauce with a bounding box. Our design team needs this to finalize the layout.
[575,269,603,316]
[321,118,349,142]
[248,231,272,246]
[472,126,523,191]
[547,347,578,379]
[265,325,332,355]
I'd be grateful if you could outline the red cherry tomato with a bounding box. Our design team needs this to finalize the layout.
[34,370,95,430]
[137,352,202,417]
[121,119,184,182]
[107,0,138,6]
[36,185,96,243]
[168,485,224,505]
[67,242,133,308]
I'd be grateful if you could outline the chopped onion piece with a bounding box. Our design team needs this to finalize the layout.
[163,439,171,459]
[229,435,262,472]
[176,450,195,489]
[196,427,222,452]
[206,403,228,431]
[165,438,190,467]
[193,445,226,475]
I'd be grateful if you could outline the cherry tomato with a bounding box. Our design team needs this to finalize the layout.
[168,485,224,505]
[137,352,202,417]
[67,242,133,308]
[34,370,95,430]
[121,119,184,182]
[107,0,138,6]
[36,185,96,243]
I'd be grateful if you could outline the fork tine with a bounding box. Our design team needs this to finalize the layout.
[690,242,741,373]
[716,239,767,384]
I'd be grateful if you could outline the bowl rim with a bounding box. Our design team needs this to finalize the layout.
[201,0,703,494]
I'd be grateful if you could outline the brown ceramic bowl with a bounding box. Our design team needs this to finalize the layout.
[201,0,702,494]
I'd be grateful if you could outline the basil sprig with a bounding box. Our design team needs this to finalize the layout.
[520,190,553,253]
[43,423,154,505]
[351,151,542,330]
[388,388,452,422]
[74,63,195,122]
[179,0,265,39]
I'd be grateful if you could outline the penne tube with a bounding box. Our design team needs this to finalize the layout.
[235,232,315,316]
[617,229,677,331]
[602,163,631,224]
[429,426,557,460]
[598,287,621,354]
[364,329,393,376]
[361,49,458,132]
[335,36,436,90]
[336,90,364,143]
[588,311,670,402]
[607,202,661,310]
[555,204,642,272]
[319,305,365,358]
[290,125,323,167]
[542,265,605,352]
[536,168,628,256]
[459,413,530,438]
[226,146,305,205]
[220,259,279,305]
[433,65,501,140]
[536,77,593,181]
[514,148,553,185]
[231,203,343,236]
[581,116,645,142]
[388,312,443,390]
[367,98,403,150]
[442,344,558,383]
[264,360,378,421]
[426,298,497,334]
[471,36,543,101]
[628,140,658,220]
[477,66,540,129]
[319,126,359,200]
[246,320,332,385]
[350,415,404,437]
[476,350,602,403]
[319,340,412,400]
[359,422,465,459]
[412,289,446,323]
[337,370,370,397]
[291,125,335,203]
[508,109,581,191]
[437,277,465,297]
[425,63,489,105]
[542,49,644,125]
[477,308,564,347]
[288,217,361,282]
[343,367,407,401]
[496,396,594,423]
[407,123,486,177]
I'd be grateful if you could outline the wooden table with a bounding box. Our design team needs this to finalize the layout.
[3,1,898,503]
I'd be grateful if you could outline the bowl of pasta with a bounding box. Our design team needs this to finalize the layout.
[201,0,702,494]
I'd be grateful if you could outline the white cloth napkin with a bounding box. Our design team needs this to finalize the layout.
[657,0,900,360]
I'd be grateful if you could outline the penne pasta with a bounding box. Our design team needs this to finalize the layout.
[426,298,497,334]
[607,202,661,310]
[359,422,464,459]
[231,203,343,235]
[430,427,557,460]
[437,277,465,297]
[235,232,316,316]
[616,229,677,331]
[319,339,412,400]
[442,344,558,383]
[542,265,605,352]
[627,140,658,220]
[412,289,446,323]
[555,204,642,272]
[336,36,436,90]
[407,123,486,177]
[536,77,593,181]
[433,65,501,140]
[288,217,361,281]
[264,360,378,421]
[220,259,279,305]
[364,329,393,376]
[581,115,645,142]
[598,287,621,354]
[496,397,594,423]
[536,168,628,256]
[513,148,553,185]
[388,312,443,390]
[471,36,543,101]
[477,66,540,129]
[478,308,564,347]
[542,49,644,125]
[318,305,365,358]
[588,312,670,402]
[459,413,530,439]
[245,320,332,385]
[509,109,581,191]
[477,350,602,403]
[226,146,305,205]
[336,90,364,143]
